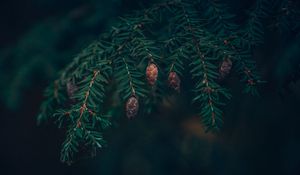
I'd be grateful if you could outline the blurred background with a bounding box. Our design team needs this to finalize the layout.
[0,0,300,175]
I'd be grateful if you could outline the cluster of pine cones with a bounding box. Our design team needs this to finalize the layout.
[125,61,181,119]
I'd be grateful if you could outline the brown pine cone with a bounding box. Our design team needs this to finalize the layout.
[126,96,139,119]
[168,71,181,92]
[146,63,158,86]
[219,58,232,79]
[66,80,78,99]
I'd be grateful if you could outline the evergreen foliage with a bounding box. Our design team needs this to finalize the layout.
[35,0,300,164]
[0,0,126,109]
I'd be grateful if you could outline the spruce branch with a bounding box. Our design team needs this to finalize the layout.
[185,0,265,94]
[239,0,273,48]
[197,0,238,36]
[37,80,67,125]
[35,0,288,164]
[75,69,101,127]
[177,2,231,130]
[55,56,112,163]
[112,31,148,100]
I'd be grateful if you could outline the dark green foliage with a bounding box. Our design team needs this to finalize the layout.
[36,0,300,164]
[240,0,273,47]
[37,81,67,125]
[272,0,300,35]
[0,0,127,109]
[197,0,238,36]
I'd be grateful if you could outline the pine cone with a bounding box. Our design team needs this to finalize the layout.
[168,71,181,92]
[219,58,232,79]
[146,63,158,86]
[126,96,139,119]
[66,80,78,98]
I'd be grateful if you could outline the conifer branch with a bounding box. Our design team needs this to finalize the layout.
[37,80,66,125]
[178,2,230,130]
[190,0,265,94]
[239,0,273,47]
[197,0,237,36]
[123,57,137,95]
[35,0,288,163]
[76,70,100,128]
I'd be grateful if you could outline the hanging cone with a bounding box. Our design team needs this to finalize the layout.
[219,58,232,79]
[146,62,158,86]
[125,95,139,119]
[168,71,181,92]
[66,80,78,99]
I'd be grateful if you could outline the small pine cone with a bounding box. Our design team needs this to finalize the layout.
[168,71,181,92]
[146,63,158,86]
[126,96,139,119]
[219,58,232,79]
[66,80,78,98]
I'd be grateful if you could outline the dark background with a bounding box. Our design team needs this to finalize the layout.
[0,0,300,175]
